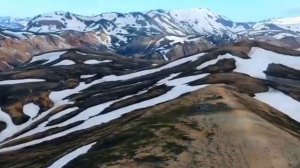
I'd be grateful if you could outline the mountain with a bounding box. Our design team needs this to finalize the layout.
[0,29,112,71]
[25,9,252,44]
[25,9,252,36]
[23,9,300,60]
[269,16,300,32]
[0,17,30,30]
[0,41,299,167]
[0,9,300,64]
[0,9,299,74]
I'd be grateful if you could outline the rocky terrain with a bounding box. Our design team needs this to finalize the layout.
[0,29,111,71]
[0,41,299,167]
[1,8,300,69]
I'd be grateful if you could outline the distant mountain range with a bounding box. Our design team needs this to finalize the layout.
[4,9,300,35]
[0,8,300,67]
[0,16,30,29]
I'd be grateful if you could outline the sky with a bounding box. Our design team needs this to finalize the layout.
[0,0,300,22]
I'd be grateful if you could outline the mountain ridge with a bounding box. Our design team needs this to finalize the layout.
[0,41,299,167]
[21,9,300,58]
[0,8,300,71]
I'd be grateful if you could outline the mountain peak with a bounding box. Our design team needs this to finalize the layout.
[169,7,220,17]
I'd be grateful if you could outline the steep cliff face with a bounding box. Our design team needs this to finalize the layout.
[0,41,299,167]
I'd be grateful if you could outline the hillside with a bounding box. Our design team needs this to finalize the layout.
[0,41,299,167]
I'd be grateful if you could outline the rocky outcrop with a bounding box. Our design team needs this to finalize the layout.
[265,64,300,101]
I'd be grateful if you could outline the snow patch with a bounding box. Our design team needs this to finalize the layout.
[23,103,40,119]
[80,74,97,79]
[196,47,300,79]
[48,142,96,168]
[83,60,112,65]
[53,60,76,66]
[30,51,66,64]
[255,90,300,122]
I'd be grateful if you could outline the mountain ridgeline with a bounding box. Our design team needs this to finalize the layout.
[0,8,300,68]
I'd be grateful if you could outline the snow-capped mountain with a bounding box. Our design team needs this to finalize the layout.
[24,9,300,53]
[0,17,30,29]
[268,16,300,32]
[271,16,300,26]
[2,8,300,61]
[25,8,300,36]
[26,8,251,36]
[26,11,93,32]
[168,8,251,34]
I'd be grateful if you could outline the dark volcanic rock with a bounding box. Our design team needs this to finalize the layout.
[265,64,300,101]
[266,63,300,81]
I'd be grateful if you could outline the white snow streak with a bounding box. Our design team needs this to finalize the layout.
[48,142,96,168]
[0,79,45,85]
[83,60,112,65]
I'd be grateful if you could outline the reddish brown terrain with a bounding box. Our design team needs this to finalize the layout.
[0,30,111,71]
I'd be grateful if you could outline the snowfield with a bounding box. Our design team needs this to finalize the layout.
[197,47,300,79]
[23,103,40,119]
[255,89,300,122]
